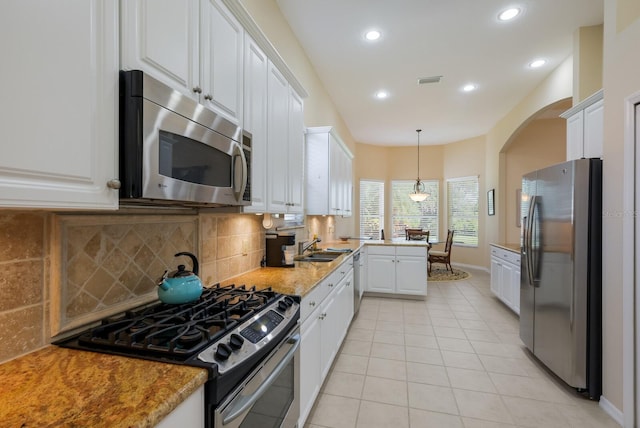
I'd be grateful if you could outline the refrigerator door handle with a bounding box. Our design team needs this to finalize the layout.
[525,196,537,286]
[530,195,541,287]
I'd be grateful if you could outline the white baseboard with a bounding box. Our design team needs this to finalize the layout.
[452,262,489,273]
[599,395,624,426]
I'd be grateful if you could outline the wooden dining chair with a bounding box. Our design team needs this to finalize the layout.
[428,229,454,274]
[405,228,429,241]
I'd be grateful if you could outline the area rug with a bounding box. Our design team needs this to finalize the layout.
[428,267,470,282]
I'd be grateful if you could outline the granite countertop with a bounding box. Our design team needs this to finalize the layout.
[0,240,364,427]
[221,240,364,296]
[0,346,207,428]
[491,242,521,253]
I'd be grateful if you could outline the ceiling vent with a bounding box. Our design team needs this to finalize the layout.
[418,75,443,85]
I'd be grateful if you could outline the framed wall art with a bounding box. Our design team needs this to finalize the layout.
[487,189,495,216]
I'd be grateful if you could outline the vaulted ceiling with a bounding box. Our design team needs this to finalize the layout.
[276,0,604,146]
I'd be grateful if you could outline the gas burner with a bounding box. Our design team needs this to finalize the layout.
[71,283,283,359]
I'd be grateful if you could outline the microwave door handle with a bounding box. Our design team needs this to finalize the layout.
[232,143,247,202]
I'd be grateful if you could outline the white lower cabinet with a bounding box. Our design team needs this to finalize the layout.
[366,245,427,296]
[490,245,521,315]
[155,385,204,428]
[299,260,354,427]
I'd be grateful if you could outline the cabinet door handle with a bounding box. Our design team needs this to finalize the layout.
[204,94,212,100]
[319,313,327,320]
[328,283,334,287]
[106,179,121,190]
[346,281,351,287]
[192,86,202,94]
[309,301,316,307]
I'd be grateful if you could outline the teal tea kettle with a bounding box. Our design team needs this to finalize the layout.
[157,252,203,304]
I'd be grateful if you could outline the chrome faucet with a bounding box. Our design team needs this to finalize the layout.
[298,237,321,255]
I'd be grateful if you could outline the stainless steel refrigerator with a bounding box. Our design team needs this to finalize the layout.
[520,158,602,399]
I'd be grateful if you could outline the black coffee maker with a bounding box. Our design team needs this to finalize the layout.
[265,233,296,267]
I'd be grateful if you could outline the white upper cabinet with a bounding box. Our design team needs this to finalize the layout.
[242,35,268,213]
[266,64,305,213]
[120,0,200,100]
[287,87,305,214]
[267,64,291,213]
[305,127,353,216]
[200,0,244,125]
[583,98,604,159]
[0,0,119,209]
[121,0,308,213]
[121,0,243,125]
[561,90,603,161]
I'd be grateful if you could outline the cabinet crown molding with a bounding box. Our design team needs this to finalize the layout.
[560,88,604,118]
[221,0,308,99]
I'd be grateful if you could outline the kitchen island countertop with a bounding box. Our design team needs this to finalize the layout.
[491,242,521,254]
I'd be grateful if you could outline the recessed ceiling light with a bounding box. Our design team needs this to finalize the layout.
[498,7,521,21]
[529,59,546,68]
[365,30,381,41]
[462,84,477,92]
[375,90,389,99]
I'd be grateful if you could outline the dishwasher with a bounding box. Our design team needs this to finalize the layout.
[352,250,362,313]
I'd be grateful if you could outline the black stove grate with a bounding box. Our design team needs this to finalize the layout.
[74,283,279,359]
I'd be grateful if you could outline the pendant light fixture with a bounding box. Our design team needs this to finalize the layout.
[409,129,428,202]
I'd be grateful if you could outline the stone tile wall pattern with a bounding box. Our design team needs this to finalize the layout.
[199,213,265,285]
[0,211,267,364]
[0,212,48,363]
[59,215,197,331]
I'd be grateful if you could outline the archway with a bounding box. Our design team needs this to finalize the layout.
[497,97,572,244]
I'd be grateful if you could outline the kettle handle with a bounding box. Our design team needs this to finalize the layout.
[175,252,199,276]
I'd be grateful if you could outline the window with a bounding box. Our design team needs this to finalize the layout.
[359,180,385,240]
[391,180,439,241]
[447,176,479,247]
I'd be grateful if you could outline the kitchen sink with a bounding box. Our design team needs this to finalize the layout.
[295,251,343,262]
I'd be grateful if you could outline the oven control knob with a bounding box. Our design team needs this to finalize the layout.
[278,300,289,312]
[284,296,295,306]
[215,343,232,361]
[229,333,244,350]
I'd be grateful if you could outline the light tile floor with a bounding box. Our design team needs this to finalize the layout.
[305,267,619,428]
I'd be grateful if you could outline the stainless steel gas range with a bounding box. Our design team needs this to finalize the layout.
[55,284,300,428]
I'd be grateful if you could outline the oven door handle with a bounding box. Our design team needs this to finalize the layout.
[222,333,300,425]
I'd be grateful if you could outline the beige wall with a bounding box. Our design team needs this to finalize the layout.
[442,137,486,266]
[574,25,604,103]
[503,118,567,243]
[601,0,640,414]
[354,138,488,268]
[484,56,573,269]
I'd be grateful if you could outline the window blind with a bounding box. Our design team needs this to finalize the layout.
[359,180,385,240]
[446,176,479,247]
[391,180,439,241]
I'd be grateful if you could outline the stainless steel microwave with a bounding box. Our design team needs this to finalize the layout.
[119,70,251,207]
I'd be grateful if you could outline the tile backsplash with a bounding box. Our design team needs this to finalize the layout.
[54,215,198,334]
[0,210,265,364]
